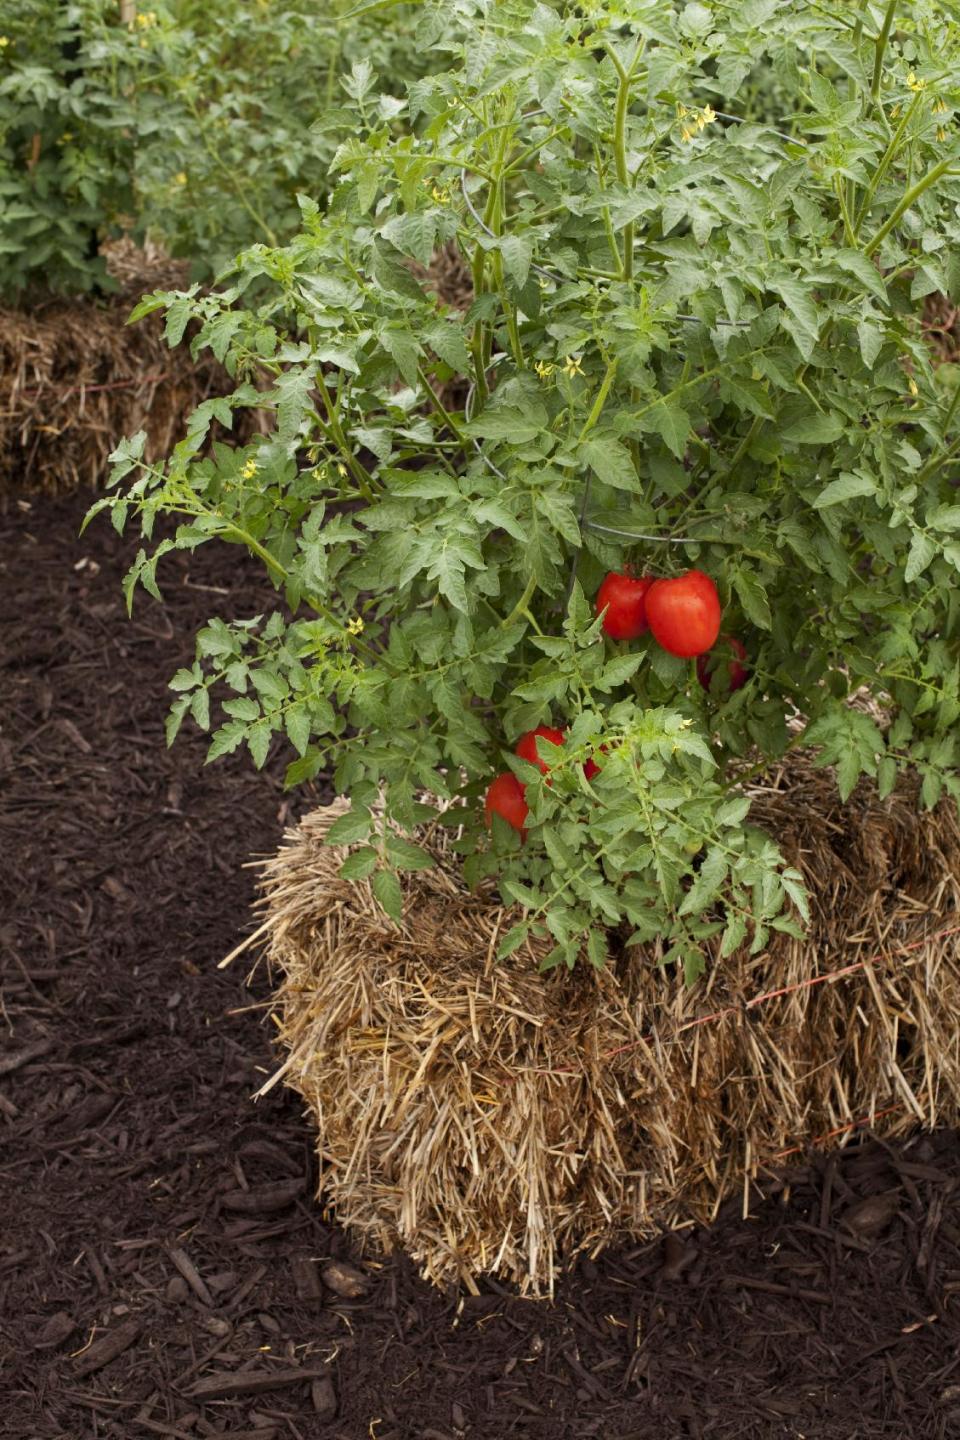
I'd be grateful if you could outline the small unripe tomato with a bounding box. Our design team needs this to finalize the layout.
[484,772,528,834]
[696,635,749,695]
[645,570,721,658]
[595,572,652,640]
[515,724,565,775]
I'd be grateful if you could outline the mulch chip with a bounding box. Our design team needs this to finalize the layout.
[4,490,960,1437]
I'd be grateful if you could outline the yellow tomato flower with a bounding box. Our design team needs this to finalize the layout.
[701,104,716,125]
[907,71,926,92]
[241,458,259,480]
[534,360,555,379]
[347,615,365,635]
[430,185,450,204]
[938,125,948,142]
[890,102,902,119]
[336,462,348,477]
[933,96,949,115]
[680,123,695,143]
[173,171,187,186]
[0,36,11,48]
[908,378,919,397]
[563,355,584,378]
[676,102,688,118]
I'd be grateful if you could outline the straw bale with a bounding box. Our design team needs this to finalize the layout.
[252,757,960,1294]
[0,241,261,495]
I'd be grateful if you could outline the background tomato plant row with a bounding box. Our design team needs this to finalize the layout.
[93,0,960,979]
[0,0,431,296]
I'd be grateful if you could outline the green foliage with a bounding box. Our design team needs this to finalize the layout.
[0,0,429,297]
[91,0,960,976]
[0,1,135,294]
[128,0,433,279]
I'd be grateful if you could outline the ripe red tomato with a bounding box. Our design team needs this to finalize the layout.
[595,572,652,640]
[697,635,749,694]
[515,725,565,775]
[484,772,528,834]
[645,570,721,658]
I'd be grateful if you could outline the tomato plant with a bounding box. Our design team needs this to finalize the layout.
[91,0,960,980]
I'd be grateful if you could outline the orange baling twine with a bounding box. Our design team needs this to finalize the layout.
[513,920,960,1159]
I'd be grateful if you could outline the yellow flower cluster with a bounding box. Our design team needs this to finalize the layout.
[430,185,450,205]
[241,458,259,480]
[346,615,365,635]
[534,360,554,379]
[907,71,926,93]
[136,10,158,27]
[173,171,187,185]
[679,103,716,143]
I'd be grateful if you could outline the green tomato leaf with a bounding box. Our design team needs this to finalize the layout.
[783,413,846,445]
[579,436,638,491]
[372,867,404,921]
[499,235,532,287]
[905,530,937,583]
[190,688,211,731]
[339,845,379,880]
[206,722,246,764]
[380,211,437,266]
[813,472,876,508]
[498,921,531,960]
[732,567,772,630]
[284,704,312,757]
[646,401,690,461]
[929,505,960,533]
[385,834,435,871]
[247,723,272,770]
[166,697,191,748]
[326,807,373,845]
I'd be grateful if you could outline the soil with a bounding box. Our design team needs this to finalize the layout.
[4,491,960,1440]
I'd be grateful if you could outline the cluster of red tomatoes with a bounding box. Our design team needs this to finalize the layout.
[485,569,749,835]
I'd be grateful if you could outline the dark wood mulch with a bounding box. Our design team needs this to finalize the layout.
[4,491,960,1440]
